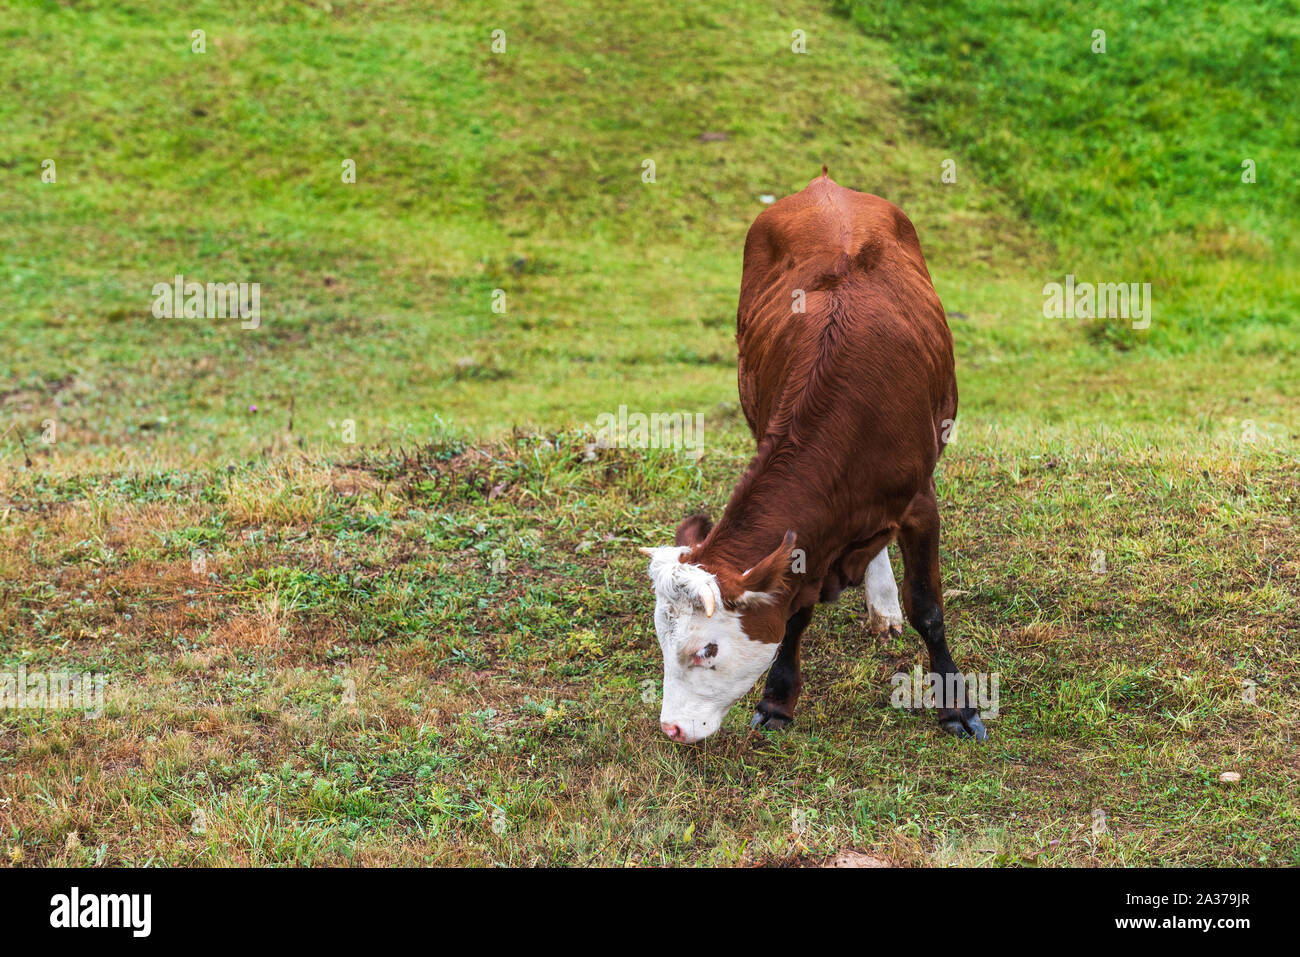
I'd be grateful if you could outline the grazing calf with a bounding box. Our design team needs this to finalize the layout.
[641,169,986,744]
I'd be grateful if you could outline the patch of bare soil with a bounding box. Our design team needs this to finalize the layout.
[821,849,893,868]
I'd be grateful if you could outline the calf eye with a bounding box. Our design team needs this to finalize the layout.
[691,642,719,666]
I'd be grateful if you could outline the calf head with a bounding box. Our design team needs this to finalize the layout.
[640,515,797,743]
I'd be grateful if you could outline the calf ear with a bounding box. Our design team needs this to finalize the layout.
[674,513,713,548]
[737,530,797,604]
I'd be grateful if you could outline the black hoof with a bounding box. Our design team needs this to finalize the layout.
[938,708,988,741]
[751,703,794,731]
[873,623,904,643]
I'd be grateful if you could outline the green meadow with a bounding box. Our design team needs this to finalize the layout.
[0,0,1296,865]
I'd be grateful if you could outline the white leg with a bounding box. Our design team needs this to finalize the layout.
[864,547,904,636]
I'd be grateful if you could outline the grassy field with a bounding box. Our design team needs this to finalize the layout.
[1,0,1296,866]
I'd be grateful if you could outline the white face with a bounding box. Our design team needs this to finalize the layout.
[645,547,779,743]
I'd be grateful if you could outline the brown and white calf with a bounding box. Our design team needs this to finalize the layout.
[641,169,986,744]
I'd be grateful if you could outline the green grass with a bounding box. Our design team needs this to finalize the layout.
[1,0,1297,866]
[840,0,1300,355]
[2,429,1297,865]
[5,0,1294,462]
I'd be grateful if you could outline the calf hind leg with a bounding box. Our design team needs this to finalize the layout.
[897,483,988,741]
[864,546,904,639]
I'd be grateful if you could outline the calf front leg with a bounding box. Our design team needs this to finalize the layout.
[751,606,814,730]
[898,482,988,741]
